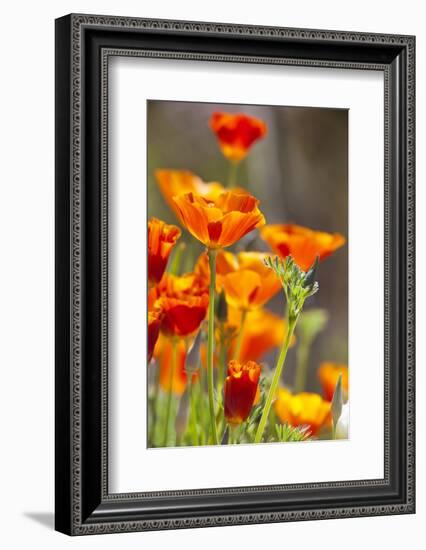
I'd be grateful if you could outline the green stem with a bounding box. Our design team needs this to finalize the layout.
[233,309,247,360]
[163,339,177,447]
[294,340,310,393]
[198,367,207,445]
[332,421,337,440]
[254,315,298,443]
[149,363,161,446]
[228,161,238,187]
[169,242,186,275]
[218,329,227,397]
[189,377,199,446]
[207,249,219,445]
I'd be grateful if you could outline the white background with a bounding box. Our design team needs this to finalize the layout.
[0,1,423,549]
[110,59,384,492]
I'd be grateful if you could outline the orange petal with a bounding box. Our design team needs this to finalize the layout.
[223,270,262,310]
[216,210,265,248]
[173,193,211,246]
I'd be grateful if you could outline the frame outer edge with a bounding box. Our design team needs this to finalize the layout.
[59,13,416,535]
[55,14,73,536]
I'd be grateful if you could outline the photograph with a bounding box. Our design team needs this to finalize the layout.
[147,101,348,448]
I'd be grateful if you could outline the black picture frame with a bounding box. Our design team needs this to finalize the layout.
[55,13,415,535]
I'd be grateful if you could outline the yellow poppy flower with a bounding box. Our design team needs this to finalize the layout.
[274,388,331,436]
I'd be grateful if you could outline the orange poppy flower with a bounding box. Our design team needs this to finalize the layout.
[155,334,188,396]
[151,273,209,337]
[148,310,162,362]
[222,252,281,310]
[318,362,349,402]
[210,112,267,162]
[274,389,331,436]
[260,224,346,271]
[173,191,265,249]
[227,308,293,363]
[155,170,225,220]
[148,217,181,286]
[224,360,261,425]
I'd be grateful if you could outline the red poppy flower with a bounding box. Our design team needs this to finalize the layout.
[224,360,261,425]
[148,217,181,286]
[210,112,267,162]
[151,273,209,337]
[148,310,162,362]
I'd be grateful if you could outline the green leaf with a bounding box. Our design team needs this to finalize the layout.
[264,255,319,320]
[274,423,312,442]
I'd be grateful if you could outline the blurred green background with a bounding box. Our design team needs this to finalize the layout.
[147,100,348,393]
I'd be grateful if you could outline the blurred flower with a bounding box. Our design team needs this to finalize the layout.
[155,334,188,396]
[228,308,294,363]
[222,252,281,310]
[194,251,280,308]
[195,250,238,291]
[318,362,349,402]
[261,223,345,271]
[148,310,162,362]
[210,112,267,162]
[151,273,209,337]
[173,191,265,249]
[215,290,228,322]
[224,360,261,425]
[274,389,331,436]
[155,170,224,220]
[148,217,181,286]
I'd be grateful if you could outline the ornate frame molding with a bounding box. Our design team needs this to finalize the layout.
[55,14,415,535]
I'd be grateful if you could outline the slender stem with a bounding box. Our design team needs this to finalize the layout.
[228,161,238,187]
[332,421,337,440]
[254,315,298,443]
[169,242,186,275]
[149,363,161,446]
[207,249,219,445]
[163,338,177,447]
[233,309,247,360]
[294,340,310,393]
[217,328,227,397]
[198,366,207,445]
[189,377,199,446]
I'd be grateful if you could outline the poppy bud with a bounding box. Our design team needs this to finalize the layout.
[148,217,181,286]
[304,256,319,290]
[224,360,261,425]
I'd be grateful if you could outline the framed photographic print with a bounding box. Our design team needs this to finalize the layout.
[55,14,415,535]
